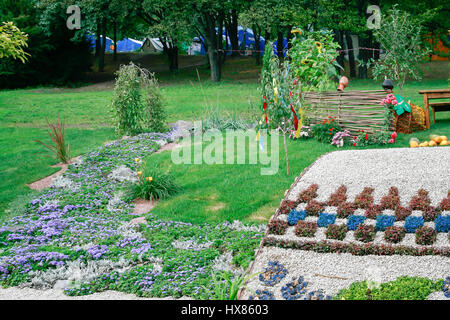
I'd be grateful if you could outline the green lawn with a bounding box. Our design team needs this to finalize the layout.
[0,57,448,222]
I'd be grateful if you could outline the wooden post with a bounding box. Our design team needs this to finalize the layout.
[424,93,431,129]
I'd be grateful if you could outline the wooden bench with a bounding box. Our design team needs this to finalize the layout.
[418,89,450,129]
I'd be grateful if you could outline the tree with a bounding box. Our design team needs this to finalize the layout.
[371,6,430,95]
[0,21,29,62]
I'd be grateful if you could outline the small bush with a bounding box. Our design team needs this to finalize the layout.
[384,226,406,243]
[409,189,431,211]
[376,215,396,231]
[297,184,319,203]
[287,210,307,226]
[353,187,374,209]
[132,166,179,201]
[337,202,355,218]
[394,206,412,221]
[346,215,366,231]
[311,117,342,143]
[380,187,400,210]
[415,226,437,245]
[434,215,450,233]
[268,220,288,235]
[279,200,297,215]
[439,197,450,211]
[305,200,324,216]
[404,216,424,233]
[423,207,439,222]
[317,213,337,228]
[365,205,382,219]
[294,221,317,237]
[325,224,348,241]
[327,185,347,206]
[354,225,376,243]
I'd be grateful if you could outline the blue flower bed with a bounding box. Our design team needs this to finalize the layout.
[434,215,450,233]
[249,289,275,300]
[287,210,307,226]
[404,216,424,233]
[376,215,396,231]
[317,213,336,228]
[443,277,450,298]
[0,131,264,298]
[281,276,308,300]
[346,215,366,231]
[259,261,288,286]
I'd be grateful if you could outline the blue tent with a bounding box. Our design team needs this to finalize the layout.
[86,34,143,53]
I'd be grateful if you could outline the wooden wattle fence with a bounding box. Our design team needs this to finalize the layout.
[302,90,391,134]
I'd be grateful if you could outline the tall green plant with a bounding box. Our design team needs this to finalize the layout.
[371,6,431,95]
[111,62,167,136]
[35,116,70,164]
[289,29,341,92]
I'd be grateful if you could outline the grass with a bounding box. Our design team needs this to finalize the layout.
[0,56,448,222]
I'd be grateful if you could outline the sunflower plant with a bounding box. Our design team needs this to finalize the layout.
[289,29,342,92]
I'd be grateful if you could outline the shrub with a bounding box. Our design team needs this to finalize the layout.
[434,215,450,233]
[325,224,348,241]
[440,197,450,211]
[34,116,70,164]
[327,185,347,206]
[305,200,324,216]
[317,213,337,228]
[287,210,307,226]
[268,220,288,235]
[111,63,167,136]
[347,215,366,231]
[354,225,376,243]
[365,205,382,219]
[132,165,179,201]
[384,226,406,243]
[404,216,424,233]
[294,221,317,237]
[297,184,319,203]
[376,215,396,231]
[415,226,437,245]
[423,207,439,222]
[311,117,343,143]
[279,200,297,215]
[337,202,355,218]
[353,187,374,209]
[380,187,400,210]
[394,206,412,221]
[409,189,431,211]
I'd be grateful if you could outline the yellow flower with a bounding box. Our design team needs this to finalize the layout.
[137,171,143,176]
[291,29,302,35]
[273,86,278,97]
[315,41,322,54]
[147,177,153,182]
[135,158,140,163]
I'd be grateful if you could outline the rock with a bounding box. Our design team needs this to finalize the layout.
[53,280,70,290]
[107,165,138,183]
[170,120,194,139]
[131,217,147,225]
[154,139,167,147]
[426,291,448,300]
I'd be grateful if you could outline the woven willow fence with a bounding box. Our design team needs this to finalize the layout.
[302,90,391,134]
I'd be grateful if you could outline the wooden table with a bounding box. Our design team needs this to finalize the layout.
[419,89,450,129]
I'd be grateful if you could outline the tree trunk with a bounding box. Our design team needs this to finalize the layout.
[99,19,107,72]
[276,31,284,58]
[169,46,179,71]
[358,35,369,79]
[113,21,117,62]
[253,25,261,65]
[217,11,224,66]
[334,30,345,74]
[345,31,356,78]
[95,24,101,57]
[227,9,239,56]
[204,14,221,82]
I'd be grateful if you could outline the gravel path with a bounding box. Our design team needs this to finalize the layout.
[242,247,449,300]
[288,147,450,207]
[0,287,192,300]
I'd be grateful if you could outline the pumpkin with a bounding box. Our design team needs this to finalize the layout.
[429,140,437,147]
[430,135,442,143]
[409,138,419,148]
[440,140,448,146]
[420,141,429,147]
[440,136,448,141]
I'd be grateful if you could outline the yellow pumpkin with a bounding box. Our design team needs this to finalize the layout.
[440,136,448,141]
[440,140,448,146]
[409,138,420,148]
[429,140,437,147]
[430,135,442,143]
